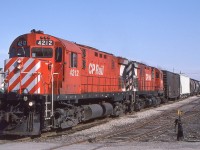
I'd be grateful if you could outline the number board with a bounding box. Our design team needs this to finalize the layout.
[36,40,54,46]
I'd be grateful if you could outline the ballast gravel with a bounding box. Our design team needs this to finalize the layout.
[37,96,199,144]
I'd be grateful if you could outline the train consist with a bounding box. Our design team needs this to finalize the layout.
[0,30,199,136]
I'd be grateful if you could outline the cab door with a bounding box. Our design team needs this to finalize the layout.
[54,42,64,94]
[60,49,81,94]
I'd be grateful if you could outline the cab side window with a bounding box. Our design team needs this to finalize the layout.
[55,47,62,62]
[9,47,16,58]
[70,52,77,68]
[156,72,159,78]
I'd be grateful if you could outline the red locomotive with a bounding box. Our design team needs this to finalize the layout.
[0,30,166,135]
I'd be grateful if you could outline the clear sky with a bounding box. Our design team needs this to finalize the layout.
[0,0,200,80]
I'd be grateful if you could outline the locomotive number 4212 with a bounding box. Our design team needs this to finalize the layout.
[70,69,79,76]
[36,40,54,46]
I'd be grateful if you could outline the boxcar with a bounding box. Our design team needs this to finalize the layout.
[162,70,180,100]
[190,79,199,95]
[194,80,200,95]
[179,74,190,98]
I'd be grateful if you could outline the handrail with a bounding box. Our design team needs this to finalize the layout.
[51,72,58,117]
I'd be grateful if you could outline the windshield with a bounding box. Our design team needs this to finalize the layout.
[9,47,30,58]
[31,47,53,58]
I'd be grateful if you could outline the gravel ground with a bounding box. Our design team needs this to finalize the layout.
[36,96,199,144]
[1,140,200,150]
[0,96,200,150]
[55,141,200,150]
[152,112,200,142]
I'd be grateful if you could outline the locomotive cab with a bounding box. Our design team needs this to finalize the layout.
[7,32,48,94]
[6,29,68,95]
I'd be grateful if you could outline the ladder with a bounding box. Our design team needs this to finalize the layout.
[44,95,52,120]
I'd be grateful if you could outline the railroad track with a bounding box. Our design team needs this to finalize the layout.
[46,97,200,149]
[96,100,200,143]
[0,117,111,144]
[0,96,199,147]
[129,111,200,141]
[15,117,111,143]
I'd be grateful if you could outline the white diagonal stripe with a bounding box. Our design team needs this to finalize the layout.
[9,58,34,85]
[34,87,40,94]
[6,58,26,86]
[126,64,132,72]
[21,61,40,85]
[26,74,41,93]
[12,59,39,91]
[9,71,20,87]
[12,83,20,91]
[5,59,18,73]
[21,58,34,72]
[128,71,133,77]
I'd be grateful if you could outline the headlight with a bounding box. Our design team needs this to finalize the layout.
[23,89,29,94]
[23,96,28,101]
[28,101,35,107]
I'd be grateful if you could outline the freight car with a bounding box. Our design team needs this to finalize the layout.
[0,30,198,136]
[179,74,190,98]
[190,79,200,95]
[162,70,180,100]
[194,80,200,95]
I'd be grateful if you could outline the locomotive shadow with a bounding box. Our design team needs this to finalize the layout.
[0,134,27,140]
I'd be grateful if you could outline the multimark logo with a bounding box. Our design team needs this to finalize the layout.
[89,63,104,75]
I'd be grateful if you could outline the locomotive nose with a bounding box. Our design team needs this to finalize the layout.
[4,57,51,95]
